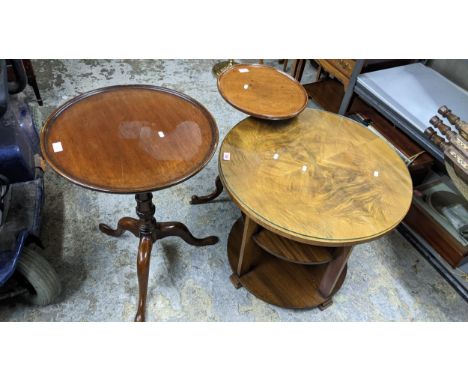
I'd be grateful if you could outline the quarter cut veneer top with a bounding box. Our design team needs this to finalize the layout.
[219,108,413,246]
[40,85,218,193]
[217,64,308,120]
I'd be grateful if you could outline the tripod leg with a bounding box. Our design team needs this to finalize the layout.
[157,221,218,246]
[99,217,139,238]
[190,176,223,205]
[134,235,153,322]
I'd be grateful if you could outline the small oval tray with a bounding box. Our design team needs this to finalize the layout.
[217,64,308,120]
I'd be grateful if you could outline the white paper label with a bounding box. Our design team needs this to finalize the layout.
[52,142,63,153]
[223,152,231,160]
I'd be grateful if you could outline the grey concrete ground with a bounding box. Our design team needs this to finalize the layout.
[1,59,467,321]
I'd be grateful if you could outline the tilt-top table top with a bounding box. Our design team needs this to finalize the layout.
[219,108,413,246]
[217,64,308,120]
[40,85,218,194]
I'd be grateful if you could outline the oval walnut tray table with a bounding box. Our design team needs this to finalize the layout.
[40,85,219,321]
[218,108,413,309]
[217,63,308,120]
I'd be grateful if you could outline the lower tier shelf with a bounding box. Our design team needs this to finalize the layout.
[253,228,334,265]
[227,218,347,309]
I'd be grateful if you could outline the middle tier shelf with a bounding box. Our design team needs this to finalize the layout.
[252,228,335,265]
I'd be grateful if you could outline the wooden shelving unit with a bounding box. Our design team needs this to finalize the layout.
[228,218,346,309]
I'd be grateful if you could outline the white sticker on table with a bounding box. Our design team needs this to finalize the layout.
[52,142,63,153]
[223,152,231,160]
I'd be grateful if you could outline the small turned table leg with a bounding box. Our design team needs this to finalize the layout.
[133,193,157,322]
[190,176,223,205]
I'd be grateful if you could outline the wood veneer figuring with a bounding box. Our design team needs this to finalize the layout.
[219,108,413,246]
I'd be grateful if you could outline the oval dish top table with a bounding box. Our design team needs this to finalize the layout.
[217,64,308,120]
[41,85,219,321]
[41,85,218,194]
[220,108,413,246]
[220,108,413,309]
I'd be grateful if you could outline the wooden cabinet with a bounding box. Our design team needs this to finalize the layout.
[316,59,357,87]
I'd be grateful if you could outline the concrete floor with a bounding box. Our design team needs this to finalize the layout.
[1,59,467,321]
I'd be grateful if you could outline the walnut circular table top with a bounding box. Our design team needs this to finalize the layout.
[219,108,413,246]
[40,85,218,194]
[217,64,308,120]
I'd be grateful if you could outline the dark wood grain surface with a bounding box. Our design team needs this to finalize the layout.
[41,85,218,194]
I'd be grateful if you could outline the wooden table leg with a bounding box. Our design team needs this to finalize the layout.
[316,65,322,81]
[237,216,262,276]
[190,175,223,204]
[230,215,262,288]
[156,221,218,245]
[135,235,152,322]
[133,193,156,322]
[319,246,353,299]
[99,217,139,238]
[22,59,43,106]
[292,59,306,81]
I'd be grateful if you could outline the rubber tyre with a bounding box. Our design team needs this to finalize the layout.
[16,245,61,305]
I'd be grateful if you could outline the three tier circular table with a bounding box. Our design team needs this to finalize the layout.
[40,85,219,321]
[219,108,413,309]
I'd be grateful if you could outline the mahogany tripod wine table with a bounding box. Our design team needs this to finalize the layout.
[40,85,219,321]
[217,109,413,309]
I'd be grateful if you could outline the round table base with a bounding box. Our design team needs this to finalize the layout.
[99,192,218,321]
[227,218,347,309]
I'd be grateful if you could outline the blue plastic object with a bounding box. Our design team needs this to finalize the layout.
[0,96,38,183]
[0,178,43,286]
[0,94,43,286]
